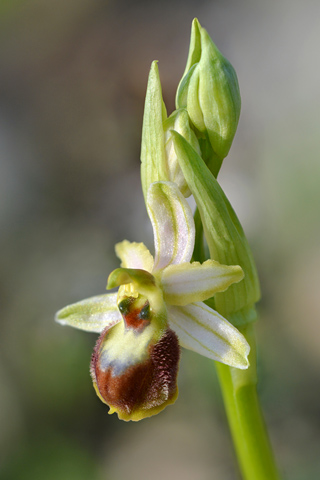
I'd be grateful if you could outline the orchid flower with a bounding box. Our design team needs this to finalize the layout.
[56,181,249,421]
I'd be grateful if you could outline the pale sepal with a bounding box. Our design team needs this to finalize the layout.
[160,259,244,306]
[168,302,250,369]
[147,181,195,271]
[55,293,121,333]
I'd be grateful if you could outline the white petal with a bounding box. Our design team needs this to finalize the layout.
[161,260,244,306]
[168,302,250,369]
[55,293,121,333]
[115,240,154,272]
[147,181,195,271]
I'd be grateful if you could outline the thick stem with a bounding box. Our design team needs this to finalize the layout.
[215,324,281,480]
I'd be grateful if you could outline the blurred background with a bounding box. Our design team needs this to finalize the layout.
[1,0,320,479]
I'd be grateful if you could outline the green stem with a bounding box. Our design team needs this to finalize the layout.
[215,324,281,480]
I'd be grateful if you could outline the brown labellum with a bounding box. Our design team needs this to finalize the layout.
[90,323,180,421]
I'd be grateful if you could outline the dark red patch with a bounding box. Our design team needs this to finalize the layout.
[91,327,180,415]
[118,298,151,332]
[123,307,150,331]
[90,324,110,382]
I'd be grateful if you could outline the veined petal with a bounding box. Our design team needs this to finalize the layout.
[115,240,154,272]
[55,293,121,333]
[168,302,250,369]
[161,260,244,306]
[147,181,195,271]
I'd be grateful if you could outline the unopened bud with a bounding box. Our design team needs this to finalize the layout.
[176,18,241,176]
[141,62,201,198]
[164,108,201,197]
[140,61,169,202]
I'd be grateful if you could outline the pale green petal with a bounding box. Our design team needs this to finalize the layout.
[168,302,250,369]
[115,240,154,272]
[161,260,244,306]
[147,181,195,271]
[55,293,121,333]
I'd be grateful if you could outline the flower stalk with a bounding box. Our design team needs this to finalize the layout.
[215,326,281,480]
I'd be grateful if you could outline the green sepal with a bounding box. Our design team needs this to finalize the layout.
[172,131,260,322]
[177,18,202,86]
[141,61,168,201]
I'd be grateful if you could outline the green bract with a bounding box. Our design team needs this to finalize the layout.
[172,131,260,325]
[176,18,241,177]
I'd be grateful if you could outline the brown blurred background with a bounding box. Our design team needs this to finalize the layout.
[1,1,320,479]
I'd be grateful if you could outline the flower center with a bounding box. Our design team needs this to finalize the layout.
[117,283,139,303]
[118,293,151,332]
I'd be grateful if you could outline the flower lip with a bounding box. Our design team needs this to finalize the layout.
[90,305,180,421]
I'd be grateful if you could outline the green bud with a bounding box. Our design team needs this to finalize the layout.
[140,61,169,201]
[176,19,241,176]
[164,108,201,197]
[141,62,201,199]
[172,131,260,326]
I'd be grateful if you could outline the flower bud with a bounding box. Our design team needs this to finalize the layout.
[164,108,201,197]
[140,61,169,202]
[141,62,201,198]
[176,19,241,176]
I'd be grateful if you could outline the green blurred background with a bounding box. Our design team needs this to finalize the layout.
[1,1,319,479]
